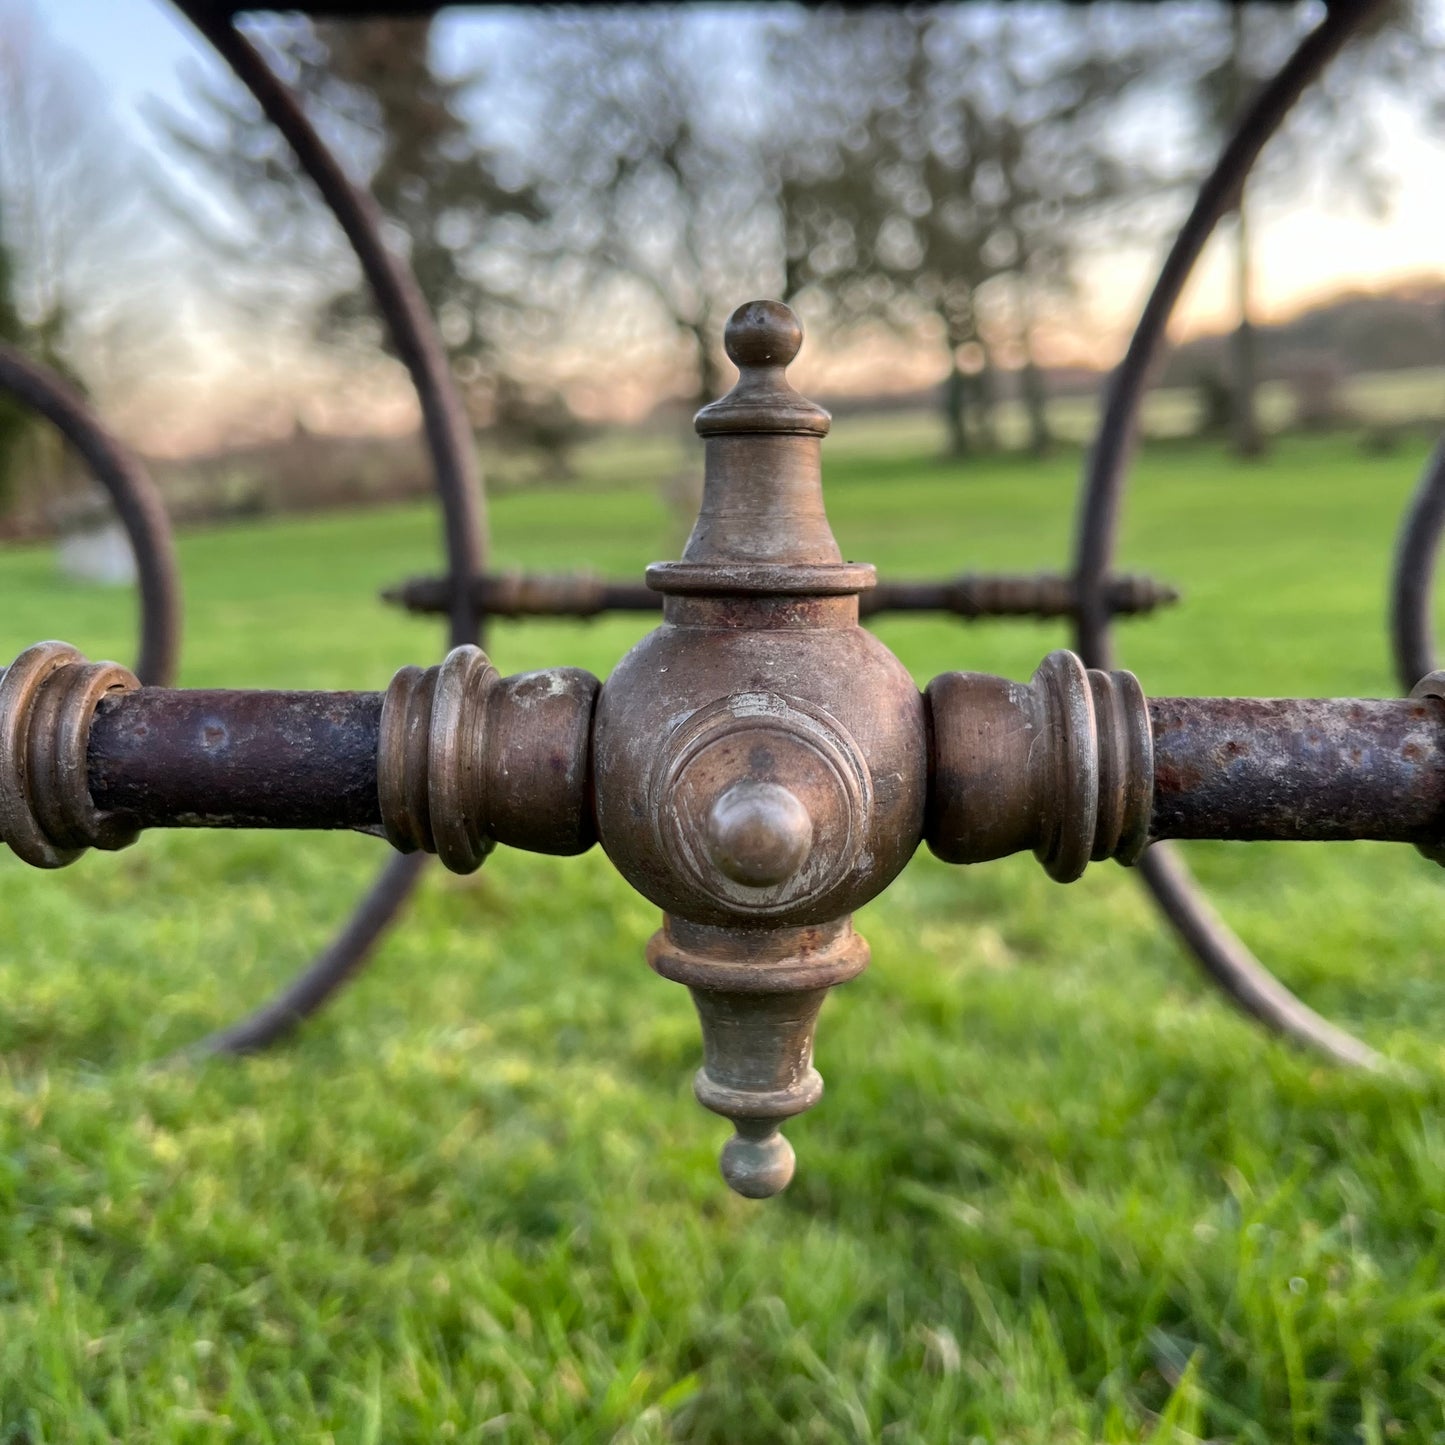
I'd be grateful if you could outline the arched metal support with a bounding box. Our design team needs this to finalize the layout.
[171,5,487,1056]
[0,345,181,688]
[1390,434,1445,691]
[175,852,428,1057]
[1072,0,1389,1069]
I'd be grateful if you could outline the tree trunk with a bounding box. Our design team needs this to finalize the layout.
[942,357,969,459]
[1014,270,1052,456]
[974,347,998,453]
[1022,360,1052,457]
[1230,196,1264,457]
[1227,4,1265,459]
[693,322,725,409]
[781,251,806,306]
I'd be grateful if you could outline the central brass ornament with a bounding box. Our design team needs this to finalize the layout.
[593,300,930,1195]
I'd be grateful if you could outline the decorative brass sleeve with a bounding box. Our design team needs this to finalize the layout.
[924,650,1154,882]
[378,644,599,872]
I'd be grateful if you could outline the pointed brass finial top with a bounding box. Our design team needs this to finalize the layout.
[694,300,831,439]
[649,297,871,596]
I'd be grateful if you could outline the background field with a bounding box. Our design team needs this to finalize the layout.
[3,428,1445,1441]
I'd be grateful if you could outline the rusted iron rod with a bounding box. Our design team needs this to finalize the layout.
[37,683,1445,852]
[1391,433,1445,691]
[1149,696,1445,843]
[382,570,1179,622]
[384,572,657,617]
[860,573,1178,620]
[87,689,385,832]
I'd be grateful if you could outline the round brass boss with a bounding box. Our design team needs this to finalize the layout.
[650,692,871,919]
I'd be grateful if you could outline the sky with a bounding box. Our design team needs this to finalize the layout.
[23,0,1445,451]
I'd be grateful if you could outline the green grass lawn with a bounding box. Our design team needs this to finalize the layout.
[4,429,1445,1442]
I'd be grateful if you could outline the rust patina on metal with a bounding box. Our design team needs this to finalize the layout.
[383,569,1179,623]
[1149,697,1445,844]
[8,300,1445,1196]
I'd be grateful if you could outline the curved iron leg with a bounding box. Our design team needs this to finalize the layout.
[171,9,486,1056]
[1390,436,1445,691]
[1072,0,1388,1069]
[177,852,427,1057]
[0,345,181,687]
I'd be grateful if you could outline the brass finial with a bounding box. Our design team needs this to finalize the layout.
[694,300,831,440]
[651,299,868,586]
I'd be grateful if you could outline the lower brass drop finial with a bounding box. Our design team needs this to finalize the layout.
[720,1122,796,1199]
[648,918,868,1197]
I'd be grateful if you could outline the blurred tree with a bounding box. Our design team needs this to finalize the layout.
[1187,0,1445,458]
[491,375,591,483]
[767,8,1180,459]
[0,4,136,378]
[0,3,161,525]
[157,16,545,422]
[526,12,777,410]
[1286,353,1349,431]
[1204,6,1265,457]
[0,228,29,513]
[1194,368,1235,441]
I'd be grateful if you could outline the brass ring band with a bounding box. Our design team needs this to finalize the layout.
[0,642,140,869]
[1033,651,1154,882]
[1410,670,1445,866]
[925,649,1154,883]
[378,644,499,874]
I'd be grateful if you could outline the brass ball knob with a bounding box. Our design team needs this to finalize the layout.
[720,1124,796,1199]
[724,299,803,370]
[706,780,814,888]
